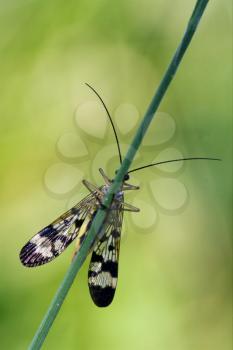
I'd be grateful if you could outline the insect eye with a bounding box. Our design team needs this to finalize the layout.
[115,170,129,181]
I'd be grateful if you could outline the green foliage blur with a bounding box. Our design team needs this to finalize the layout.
[0,1,232,349]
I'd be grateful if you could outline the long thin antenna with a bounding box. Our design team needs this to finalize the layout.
[128,157,221,174]
[85,83,123,165]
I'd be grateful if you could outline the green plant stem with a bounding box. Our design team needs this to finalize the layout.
[29,1,209,349]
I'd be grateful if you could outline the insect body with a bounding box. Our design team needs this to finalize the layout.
[19,83,220,307]
[20,169,139,307]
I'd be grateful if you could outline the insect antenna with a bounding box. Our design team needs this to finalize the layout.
[128,157,221,174]
[85,83,123,165]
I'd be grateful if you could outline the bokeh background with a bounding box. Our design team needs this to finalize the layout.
[0,1,232,349]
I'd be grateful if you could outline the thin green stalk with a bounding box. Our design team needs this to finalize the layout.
[29,1,209,349]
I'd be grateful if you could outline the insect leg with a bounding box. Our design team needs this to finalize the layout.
[82,180,103,196]
[99,168,111,185]
[82,179,107,210]
[122,184,140,191]
[122,202,140,212]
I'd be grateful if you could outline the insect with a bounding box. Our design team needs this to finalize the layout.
[19,83,220,307]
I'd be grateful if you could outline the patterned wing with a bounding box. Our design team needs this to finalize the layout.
[88,200,124,307]
[20,192,99,267]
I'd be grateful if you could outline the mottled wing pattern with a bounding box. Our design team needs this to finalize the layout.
[88,198,124,307]
[20,192,99,267]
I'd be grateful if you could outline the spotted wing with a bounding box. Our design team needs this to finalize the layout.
[20,192,99,267]
[88,201,124,307]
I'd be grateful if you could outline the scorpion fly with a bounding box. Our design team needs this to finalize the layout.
[19,83,220,307]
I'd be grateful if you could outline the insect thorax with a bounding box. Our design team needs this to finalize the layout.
[101,185,123,207]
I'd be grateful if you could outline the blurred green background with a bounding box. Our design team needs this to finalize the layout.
[0,1,232,349]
